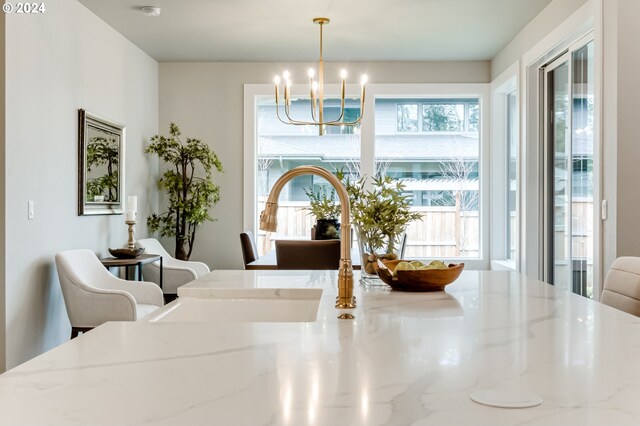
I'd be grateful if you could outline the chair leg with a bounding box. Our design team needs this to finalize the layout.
[71,327,93,339]
[164,294,177,304]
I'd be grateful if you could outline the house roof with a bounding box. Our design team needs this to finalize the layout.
[258,134,479,162]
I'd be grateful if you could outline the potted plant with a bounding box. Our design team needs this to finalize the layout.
[145,123,223,260]
[304,187,341,240]
[338,171,422,284]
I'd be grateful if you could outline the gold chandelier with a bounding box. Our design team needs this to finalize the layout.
[273,17,368,136]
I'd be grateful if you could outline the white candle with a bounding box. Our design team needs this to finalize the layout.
[127,196,137,213]
[125,210,135,222]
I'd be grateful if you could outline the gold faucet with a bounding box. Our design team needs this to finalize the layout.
[259,166,356,317]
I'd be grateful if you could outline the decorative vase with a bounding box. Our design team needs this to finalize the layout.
[356,225,406,286]
[315,218,340,240]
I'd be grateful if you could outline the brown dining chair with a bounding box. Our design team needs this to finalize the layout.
[240,231,259,269]
[601,257,640,316]
[275,240,341,270]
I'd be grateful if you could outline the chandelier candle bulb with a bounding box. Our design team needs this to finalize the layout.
[273,76,280,104]
[360,75,368,103]
[309,76,315,100]
[272,17,367,136]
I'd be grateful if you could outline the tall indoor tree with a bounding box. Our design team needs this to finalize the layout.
[146,123,223,260]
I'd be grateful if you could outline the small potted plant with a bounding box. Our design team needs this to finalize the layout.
[304,187,341,240]
[338,171,422,285]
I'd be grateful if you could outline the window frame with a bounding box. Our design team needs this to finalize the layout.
[244,83,490,270]
[489,62,519,272]
[506,89,518,262]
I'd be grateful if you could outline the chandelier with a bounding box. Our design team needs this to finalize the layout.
[273,17,368,136]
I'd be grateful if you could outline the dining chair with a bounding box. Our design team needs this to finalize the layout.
[136,238,210,297]
[601,256,640,316]
[275,239,341,270]
[240,231,259,269]
[55,249,164,338]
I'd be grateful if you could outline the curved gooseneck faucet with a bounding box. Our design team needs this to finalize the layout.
[259,166,356,317]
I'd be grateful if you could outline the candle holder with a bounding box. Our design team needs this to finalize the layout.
[108,217,144,259]
[126,220,136,250]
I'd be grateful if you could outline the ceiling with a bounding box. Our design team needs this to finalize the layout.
[78,0,553,62]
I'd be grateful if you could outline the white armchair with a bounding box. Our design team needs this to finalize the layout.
[136,238,210,295]
[55,249,164,338]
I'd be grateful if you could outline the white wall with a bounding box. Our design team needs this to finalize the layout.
[491,0,588,79]
[159,61,490,270]
[603,0,640,268]
[4,0,158,369]
[0,11,6,371]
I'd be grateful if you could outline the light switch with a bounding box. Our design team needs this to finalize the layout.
[28,201,34,220]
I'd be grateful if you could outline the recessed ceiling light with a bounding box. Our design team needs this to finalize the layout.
[141,6,161,17]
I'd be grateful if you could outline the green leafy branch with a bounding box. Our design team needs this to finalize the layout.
[146,123,223,260]
[303,187,341,220]
[86,136,119,201]
[337,171,422,254]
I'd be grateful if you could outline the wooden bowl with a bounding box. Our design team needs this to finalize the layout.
[375,259,464,292]
[108,247,145,259]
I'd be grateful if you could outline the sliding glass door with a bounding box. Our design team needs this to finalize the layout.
[543,39,594,297]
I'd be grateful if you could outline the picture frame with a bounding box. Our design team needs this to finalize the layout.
[78,109,125,215]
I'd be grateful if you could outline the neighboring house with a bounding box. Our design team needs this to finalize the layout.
[257,98,480,209]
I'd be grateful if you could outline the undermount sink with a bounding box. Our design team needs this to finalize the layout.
[145,288,323,323]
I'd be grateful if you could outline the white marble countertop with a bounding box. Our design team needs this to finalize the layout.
[2,270,640,425]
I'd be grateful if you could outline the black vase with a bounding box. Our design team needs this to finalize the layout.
[315,219,340,240]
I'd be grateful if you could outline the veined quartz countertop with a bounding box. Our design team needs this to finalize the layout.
[1,270,640,425]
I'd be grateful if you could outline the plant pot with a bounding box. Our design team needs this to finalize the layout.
[356,226,406,286]
[315,219,340,240]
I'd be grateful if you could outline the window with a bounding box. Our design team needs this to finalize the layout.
[255,97,360,255]
[245,84,488,266]
[397,104,418,132]
[506,90,518,261]
[422,104,464,131]
[397,100,479,133]
[378,97,481,258]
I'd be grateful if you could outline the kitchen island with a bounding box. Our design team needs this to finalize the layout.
[1,269,640,425]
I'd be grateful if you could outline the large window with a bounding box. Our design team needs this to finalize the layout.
[543,40,594,298]
[255,97,360,255]
[246,84,488,265]
[379,98,480,258]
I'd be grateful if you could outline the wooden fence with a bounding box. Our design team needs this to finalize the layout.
[255,200,594,263]
[256,201,479,258]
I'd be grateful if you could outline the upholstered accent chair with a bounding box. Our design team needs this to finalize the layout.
[601,257,640,317]
[136,238,210,297]
[275,239,341,270]
[55,249,163,338]
[240,231,259,269]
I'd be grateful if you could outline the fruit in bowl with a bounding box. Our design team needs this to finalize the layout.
[375,259,464,291]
